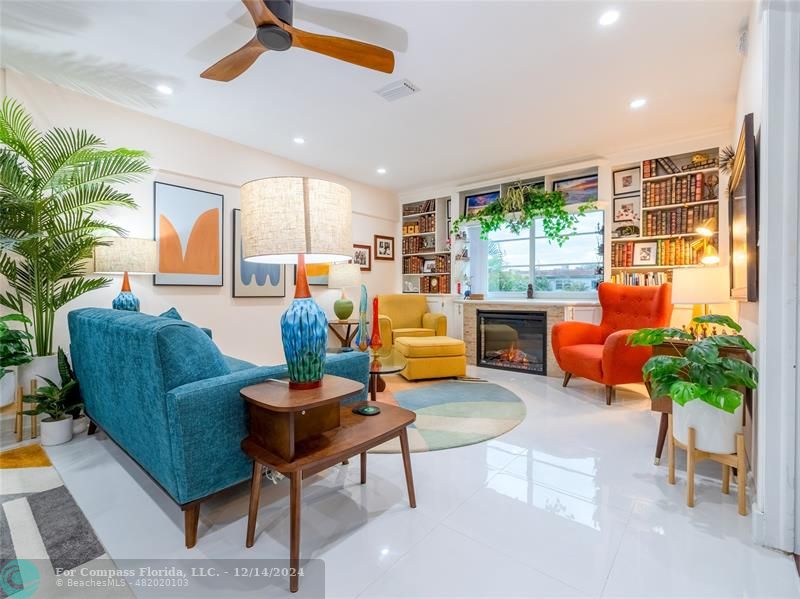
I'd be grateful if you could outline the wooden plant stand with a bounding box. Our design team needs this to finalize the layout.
[667,414,747,516]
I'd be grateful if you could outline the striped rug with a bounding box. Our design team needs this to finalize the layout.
[0,444,132,598]
[371,376,526,453]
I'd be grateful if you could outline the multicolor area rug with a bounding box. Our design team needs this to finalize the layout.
[371,376,526,453]
[0,443,131,598]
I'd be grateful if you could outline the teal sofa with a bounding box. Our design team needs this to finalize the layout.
[67,308,368,547]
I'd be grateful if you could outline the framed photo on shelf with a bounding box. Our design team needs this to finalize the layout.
[232,209,285,298]
[352,244,371,271]
[632,242,658,266]
[374,235,395,261]
[613,195,639,222]
[613,167,641,196]
[422,259,436,273]
[552,175,598,205]
[153,181,223,286]
[464,191,500,216]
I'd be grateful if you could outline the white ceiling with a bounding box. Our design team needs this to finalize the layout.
[1,1,750,192]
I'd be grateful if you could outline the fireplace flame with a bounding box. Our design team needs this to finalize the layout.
[494,342,530,365]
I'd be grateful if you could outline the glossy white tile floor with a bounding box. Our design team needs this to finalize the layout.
[46,367,800,598]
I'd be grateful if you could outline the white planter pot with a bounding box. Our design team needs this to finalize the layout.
[72,415,89,435]
[0,369,16,407]
[673,399,742,454]
[40,415,73,446]
[18,355,59,390]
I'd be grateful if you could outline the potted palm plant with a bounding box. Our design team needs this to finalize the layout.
[628,314,758,454]
[0,313,32,406]
[0,97,149,386]
[23,373,83,446]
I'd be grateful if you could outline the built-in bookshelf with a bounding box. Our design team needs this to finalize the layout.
[610,147,721,286]
[401,197,451,294]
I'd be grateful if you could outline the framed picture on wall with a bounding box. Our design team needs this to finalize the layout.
[374,235,395,261]
[729,112,758,301]
[153,182,223,286]
[632,241,658,266]
[232,209,285,297]
[352,244,371,271]
[613,196,639,222]
[294,263,331,286]
[446,199,451,218]
[552,174,598,205]
[464,191,500,217]
[613,167,641,196]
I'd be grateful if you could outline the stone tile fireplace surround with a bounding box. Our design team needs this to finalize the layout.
[459,299,600,378]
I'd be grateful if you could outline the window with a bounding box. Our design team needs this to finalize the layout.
[486,210,604,297]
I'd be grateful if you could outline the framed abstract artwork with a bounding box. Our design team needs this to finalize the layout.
[464,191,500,217]
[632,241,658,266]
[552,174,598,205]
[353,244,371,271]
[232,209,285,298]
[154,182,223,286]
[293,263,330,286]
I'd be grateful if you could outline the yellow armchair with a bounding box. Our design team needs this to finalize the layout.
[376,294,447,350]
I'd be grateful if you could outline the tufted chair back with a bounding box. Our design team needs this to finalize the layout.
[598,282,673,339]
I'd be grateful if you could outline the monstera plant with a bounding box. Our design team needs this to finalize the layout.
[0,97,150,357]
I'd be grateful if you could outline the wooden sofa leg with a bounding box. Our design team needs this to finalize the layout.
[184,504,200,548]
[605,385,615,405]
[562,372,572,387]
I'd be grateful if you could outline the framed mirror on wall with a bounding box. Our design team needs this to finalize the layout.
[729,112,758,302]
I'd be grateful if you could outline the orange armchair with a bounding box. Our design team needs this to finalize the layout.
[551,283,673,404]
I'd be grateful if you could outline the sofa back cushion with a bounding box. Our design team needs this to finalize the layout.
[378,294,428,330]
[599,282,673,336]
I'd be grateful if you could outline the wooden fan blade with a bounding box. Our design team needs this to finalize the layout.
[201,37,267,81]
[241,0,282,27]
[290,28,394,74]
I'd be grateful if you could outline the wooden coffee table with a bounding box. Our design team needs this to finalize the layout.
[327,319,362,348]
[240,375,416,593]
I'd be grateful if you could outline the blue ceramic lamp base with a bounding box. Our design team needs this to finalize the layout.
[111,272,140,311]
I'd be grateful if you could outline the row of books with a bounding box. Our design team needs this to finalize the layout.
[609,271,670,286]
[401,236,435,254]
[612,238,704,267]
[420,274,450,294]
[403,199,435,216]
[402,214,435,235]
[643,203,718,237]
[643,172,708,206]
[643,156,719,179]
[402,255,451,274]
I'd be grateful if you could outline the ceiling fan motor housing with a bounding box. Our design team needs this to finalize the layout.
[265,0,293,25]
[257,25,292,51]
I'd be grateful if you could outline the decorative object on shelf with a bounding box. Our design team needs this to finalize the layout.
[729,112,758,301]
[632,242,658,266]
[374,235,395,261]
[0,97,148,358]
[328,263,361,320]
[352,244,371,271]
[553,174,598,206]
[613,196,638,222]
[611,222,641,239]
[232,209,285,298]
[672,267,730,318]
[422,259,436,273]
[613,167,641,196]
[369,296,383,355]
[719,145,736,174]
[464,191,500,217]
[356,284,369,351]
[241,177,352,389]
[452,183,595,246]
[93,237,157,311]
[0,313,32,408]
[526,283,533,299]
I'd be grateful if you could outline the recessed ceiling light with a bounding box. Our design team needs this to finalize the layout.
[293,137,305,144]
[629,97,647,109]
[156,84,173,95]
[598,9,620,26]
[376,167,387,175]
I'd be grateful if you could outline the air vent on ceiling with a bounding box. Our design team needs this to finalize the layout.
[375,79,420,102]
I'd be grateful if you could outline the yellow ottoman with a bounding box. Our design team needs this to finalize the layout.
[395,336,467,381]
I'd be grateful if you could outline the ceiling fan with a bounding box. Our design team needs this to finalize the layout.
[201,0,395,81]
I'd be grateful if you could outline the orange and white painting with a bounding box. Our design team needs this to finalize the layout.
[154,182,223,286]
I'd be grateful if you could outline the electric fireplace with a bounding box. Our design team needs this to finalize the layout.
[477,310,547,375]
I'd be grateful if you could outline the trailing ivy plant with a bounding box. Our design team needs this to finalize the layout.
[627,314,758,414]
[451,184,596,246]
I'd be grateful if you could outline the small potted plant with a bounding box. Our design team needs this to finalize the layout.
[0,313,33,407]
[22,371,83,446]
[56,348,87,434]
[628,314,758,454]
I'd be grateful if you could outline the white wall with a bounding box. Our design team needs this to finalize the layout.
[1,71,400,365]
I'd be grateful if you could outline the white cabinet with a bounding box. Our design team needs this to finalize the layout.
[426,296,461,339]
[563,306,602,324]
[451,301,464,340]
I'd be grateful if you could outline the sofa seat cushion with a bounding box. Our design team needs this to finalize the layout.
[392,328,435,340]
[224,355,257,372]
[559,344,604,382]
[395,336,466,358]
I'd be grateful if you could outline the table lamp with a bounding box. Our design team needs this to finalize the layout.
[693,217,720,265]
[240,177,352,389]
[93,237,157,311]
[671,266,730,318]
[328,263,361,320]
